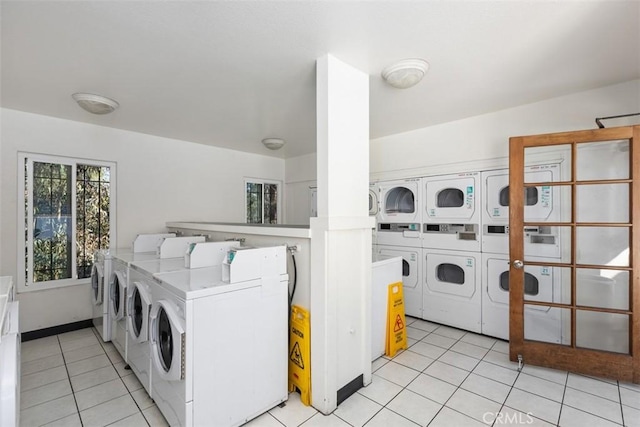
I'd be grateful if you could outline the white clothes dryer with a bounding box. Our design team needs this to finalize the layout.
[91,250,112,342]
[423,248,482,333]
[376,178,421,247]
[481,164,562,257]
[421,172,481,251]
[374,245,423,318]
[481,253,563,343]
[149,246,289,427]
[369,182,380,217]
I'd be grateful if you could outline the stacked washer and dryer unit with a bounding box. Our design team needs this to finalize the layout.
[481,164,564,342]
[374,179,424,318]
[421,173,483,333]
[373,163,566,342]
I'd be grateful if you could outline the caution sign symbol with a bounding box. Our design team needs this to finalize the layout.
[394,314,404,333]
[290,342,304,369]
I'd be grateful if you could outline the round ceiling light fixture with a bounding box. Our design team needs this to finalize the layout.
[262,138,286,150]
[381,58,429,89]
[72,93,119,115]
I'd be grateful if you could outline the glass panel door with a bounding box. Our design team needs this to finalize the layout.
[509,126,639,383]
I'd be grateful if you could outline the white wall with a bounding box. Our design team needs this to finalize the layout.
[285,153,317,225]
[0,108,284,332]
[370,79,640,180]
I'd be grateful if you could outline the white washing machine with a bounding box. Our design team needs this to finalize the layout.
[423,248,482,333]
[109,251,161,362]
[421,172,481,252]
[481,164,562,256]
[376,178,421,247]
[109,236,207,362]
[149,246,289,427]
[91,250,112,342]
[126,241,241,396]
[374,245,423,318]
[481,253,563,343]
[0,300,20,427]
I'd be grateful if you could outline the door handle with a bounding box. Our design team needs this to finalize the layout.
[513,260,524,269]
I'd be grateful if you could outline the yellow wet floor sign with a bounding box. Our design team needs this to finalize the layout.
[289,305,311,406]
[385,282,407,357]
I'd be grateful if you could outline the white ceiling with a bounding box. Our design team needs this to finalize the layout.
[2,1,639,158]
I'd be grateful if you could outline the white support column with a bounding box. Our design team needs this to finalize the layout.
[310,54,374,414]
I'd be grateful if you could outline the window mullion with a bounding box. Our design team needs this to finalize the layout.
[26,159,34,286]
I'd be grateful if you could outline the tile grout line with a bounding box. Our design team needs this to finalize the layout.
[57,333,85,427]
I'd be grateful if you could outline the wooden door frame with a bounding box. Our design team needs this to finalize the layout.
[508,125,640,383]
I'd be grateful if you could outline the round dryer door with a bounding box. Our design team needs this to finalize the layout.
[369,189,379,216]
[127,282,151,343]
[150,300,185,381]
[91,264,103,305]
[109,271,126,320]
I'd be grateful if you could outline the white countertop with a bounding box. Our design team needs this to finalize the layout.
[166,221,312,239]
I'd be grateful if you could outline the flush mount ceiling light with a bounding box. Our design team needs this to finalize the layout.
[72,93,119,115]
[262,138,286,150]
[381,58,429,89]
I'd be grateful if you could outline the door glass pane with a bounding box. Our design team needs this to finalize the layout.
[436,264,464,285]
[576,140,630,181]
[576,184,629,223]
[512,265,572,305]
[576,227,629,267]
[158,307,173,372]
[437,188,464,208]
[576,269,629,311]
[111,276,120,314]
[524,145,572,182]
[133,288,143,337]
[385,187,415,214]
[576,310,629,354]
[523,304,569,345]
[523,185,571,223]
[523,226,571,263]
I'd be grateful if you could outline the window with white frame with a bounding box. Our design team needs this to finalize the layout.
[18,153,117,291]
[245,179,280,224]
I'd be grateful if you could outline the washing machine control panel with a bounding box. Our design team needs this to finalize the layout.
[378,223,421,232]
[423,223,478,241]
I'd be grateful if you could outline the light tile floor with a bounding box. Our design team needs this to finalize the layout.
[20,319,640,426]
[20,327,169,427]
[254,317,640,427]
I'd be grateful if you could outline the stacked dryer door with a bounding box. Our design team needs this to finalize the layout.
[421,172,482,332]
[375,179,422,317]
[480,163,564,342]
[376,179,421,247]
[374,246,423,318]
[369,182,380,246]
